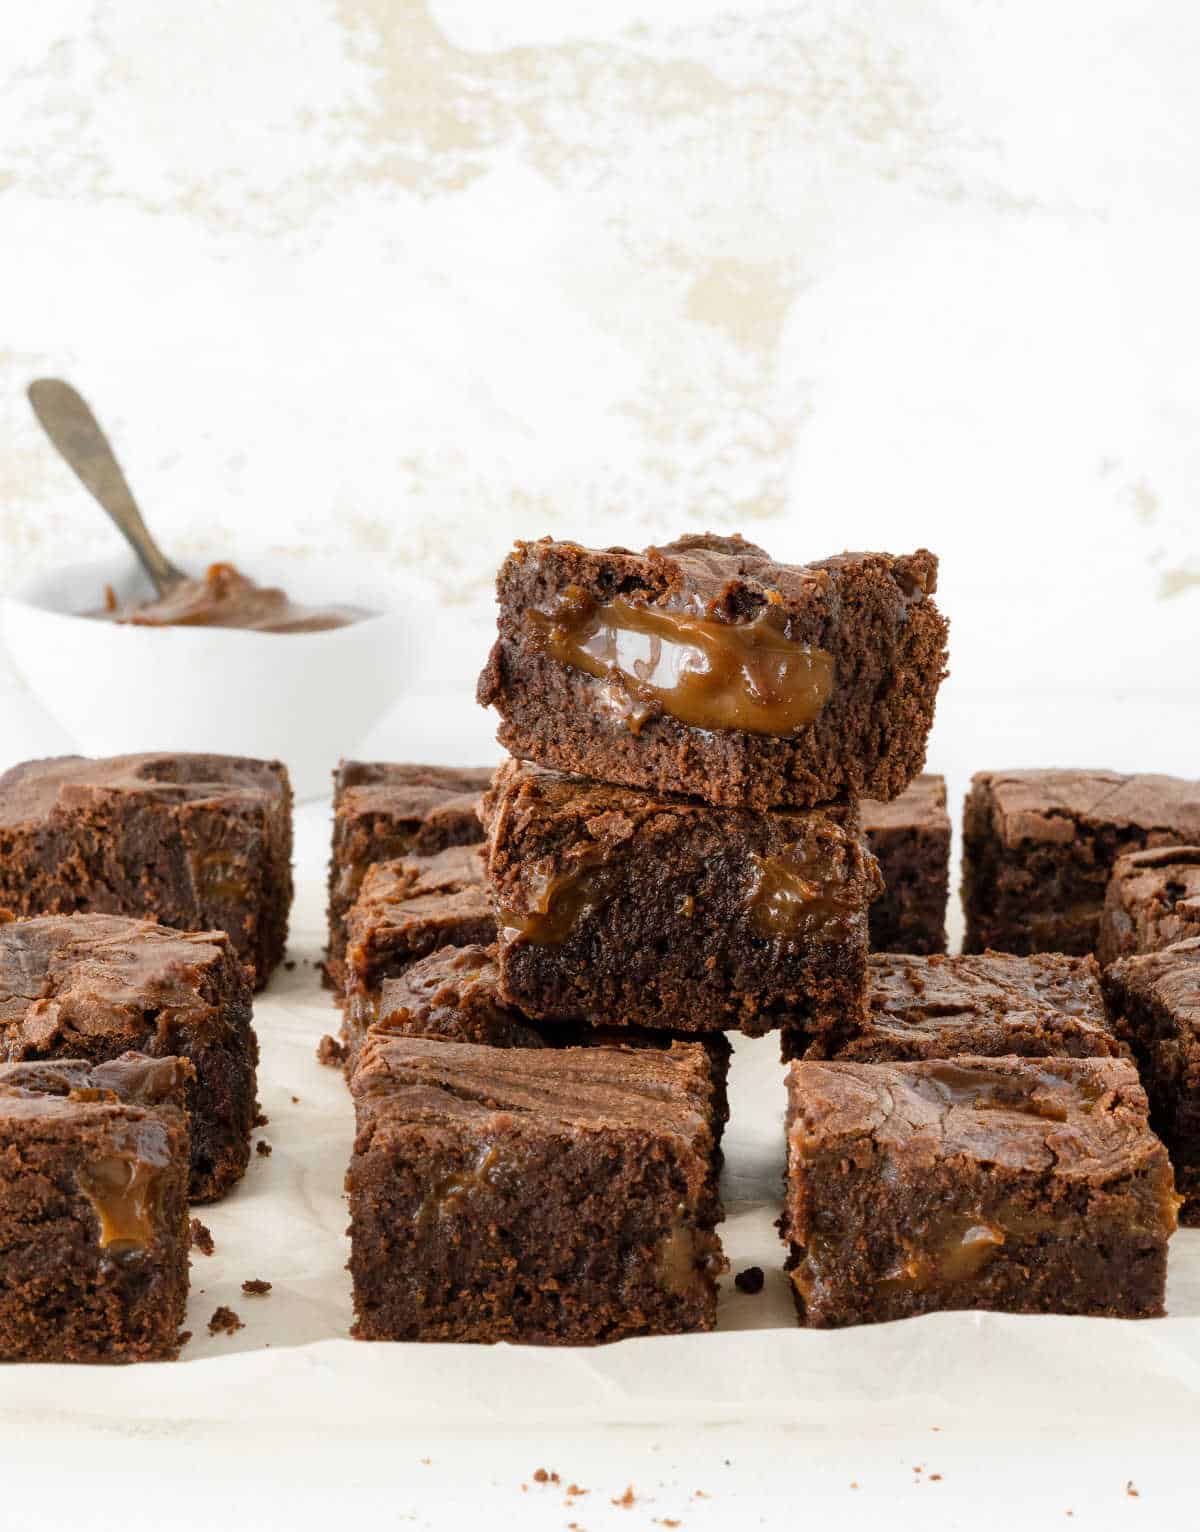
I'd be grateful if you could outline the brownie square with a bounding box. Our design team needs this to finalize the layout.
[0,1053,192,1362]
[1098,846,1200,968]
[325,762,492,987]
[481,759,881,1040]
[347,1033,727,1343]
[342,942,732,1144]
[477,534,949,810]
[782,1055,1176,1327]
[1102,937,1200,1224]
[861,774,950,954]
[0,752,292,988]
[962,769,1200,956]
[791,951,1124,1063]
[342,844,493,1000]
[0,912,258,1201]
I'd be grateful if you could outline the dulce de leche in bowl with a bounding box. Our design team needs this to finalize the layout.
[92,561,373,634]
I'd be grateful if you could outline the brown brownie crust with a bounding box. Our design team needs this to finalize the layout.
[861,774,950,954]
[1098,846,1200,968]
[342,845,493,1001]
[477,535,949,810]
[792,951,1123,1064]
[0,913,258,1202]
[481,759,881,1039]
[962,769,1200,956]
[347,1034,726,1344]
[325,762,492,987]
[0,752,292,987]
[782,1055,1177,1327]
[0,1053,192,1362]
[1102,937,1200,1224]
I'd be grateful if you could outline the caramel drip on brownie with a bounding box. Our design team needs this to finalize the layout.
[499,860,624,946]
[77,1124,172,1257]
[527,586,834,736]
[744,843,861,942]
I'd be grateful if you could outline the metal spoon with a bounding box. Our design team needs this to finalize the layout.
[27,378,188,598]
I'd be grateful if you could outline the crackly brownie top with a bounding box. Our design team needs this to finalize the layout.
[829,951,1122,1060]
[1105,936,1200,1030]
[0,1051,192,1120]
[1109,846,1200,918]
[972,769,1200,845]
[370,944,546,1049]
[353,1030,716,1139]
[355,845,486,910]
[0,752,288,827]
[0,913,239,1055]
[787,1055,1160,1180]
[333,761,492,823]
[501,533,939,622]
[861,774,949,835]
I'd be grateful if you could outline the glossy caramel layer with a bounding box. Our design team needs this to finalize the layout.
[529,587,833,736]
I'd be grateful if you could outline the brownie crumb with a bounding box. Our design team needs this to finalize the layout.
[291,1095,300,1103]
[189,1218,215,1256]
[566,1484,587,1497]
[284,960,296,971]
[208,1306,244,1335]
[242,1279,272,1296]
[1126,1482,1139,1498]
[930,1473,943,1482]
[177,1330,193,1347]
[317,1034,348,1066]
[256,1140,272,1157]
[612,1486,636,1508]
[532,1468,559,1485]
[734,1265,764,1294]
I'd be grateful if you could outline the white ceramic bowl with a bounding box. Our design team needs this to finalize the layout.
[1,553,417,800]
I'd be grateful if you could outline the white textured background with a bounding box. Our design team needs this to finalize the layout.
[1,0,1197,707]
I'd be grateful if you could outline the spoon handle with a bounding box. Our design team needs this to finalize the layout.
[27,378,187,597]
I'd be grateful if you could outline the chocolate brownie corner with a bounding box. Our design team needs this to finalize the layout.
[0,1052,192,1362]
[325,761,492,987]
[0,752,292,987]
[1098,845,1200,967]
[861,773,950,954]
[1102,936,1200,1224]
[962,768,1200,956]
[0,913,258,1201]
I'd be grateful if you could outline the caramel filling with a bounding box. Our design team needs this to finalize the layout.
[656,1215,708,1303]
[528,588,833,736]
[499,861,621,946]
[745,842,858,942]
[877,1217,1007,1293]
[418,1144,500,1223]
[78,1153,165,1258]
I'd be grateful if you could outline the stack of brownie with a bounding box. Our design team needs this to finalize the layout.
[337,532,953,1343]
[0,751,294,1360]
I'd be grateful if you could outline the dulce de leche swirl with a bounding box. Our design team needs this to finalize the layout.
[527,585,834,736]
